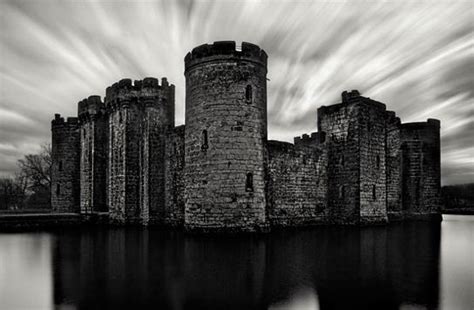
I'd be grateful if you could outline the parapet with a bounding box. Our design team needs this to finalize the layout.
[427,118,441,128]
[401,119,441,143]
[267,140,295,154]
[184,41,268,71]
[401,118,441,131]
[341,90,361,103]
[51,113,79,128]
[321,90,386,111]
[386,111,401,126]
[317,90,363,115]
[105,77,173,105]
[294,131,326,146]
[78,95,105,118]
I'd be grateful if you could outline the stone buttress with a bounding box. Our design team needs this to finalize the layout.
[78,96,108,214]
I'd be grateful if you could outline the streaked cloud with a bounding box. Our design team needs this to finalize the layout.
[0,0,472,184]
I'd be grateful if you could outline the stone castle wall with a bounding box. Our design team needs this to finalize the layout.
[267,140,327,226]
[51,114,80,213]
[401,119,441,218]
[164,125,185,226]
[183,41,268,232]
[49,41,441,229]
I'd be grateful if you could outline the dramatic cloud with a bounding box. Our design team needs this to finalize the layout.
[0,0,472,184]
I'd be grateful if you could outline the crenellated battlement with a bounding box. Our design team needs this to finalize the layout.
[294,132,326,146]
[184,41,268,71]
[78,95,105,119]
[386,111,401,128]
[341,90,361,103]
[51,113,79,127]
[105,77,174,108]
[402,118,441,131]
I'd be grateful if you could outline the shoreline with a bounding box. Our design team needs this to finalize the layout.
[441,209,474,215]
[0,211,453,232]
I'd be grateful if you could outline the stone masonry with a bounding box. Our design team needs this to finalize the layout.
[51,114,80,213]
[78,96,108,214]
[50,41,442,231]
[183,41,268,232]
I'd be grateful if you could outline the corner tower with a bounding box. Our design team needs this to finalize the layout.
[184,41,268,232]
[105,77,175,224]
[317,90,388,225]
[51,114,80,213]
[400,119,441,219]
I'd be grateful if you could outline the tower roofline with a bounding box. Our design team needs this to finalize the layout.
[105,77,173,103]
[184,41,268,72]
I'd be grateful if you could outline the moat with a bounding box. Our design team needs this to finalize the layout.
[1,215,472,310]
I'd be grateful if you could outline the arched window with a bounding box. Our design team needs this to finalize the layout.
[201,130,208,150]
[56,184,60,196]
[376,155,380,169]
[372,185,376,200]
[246,173,253,192]
[245,85,252,103]
[58,161,63,172]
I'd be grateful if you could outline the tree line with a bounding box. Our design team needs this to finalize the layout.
[0,144,52,211]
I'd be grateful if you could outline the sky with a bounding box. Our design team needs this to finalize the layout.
[0,0,472,185]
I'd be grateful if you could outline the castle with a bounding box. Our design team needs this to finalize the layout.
[51,41,441,232]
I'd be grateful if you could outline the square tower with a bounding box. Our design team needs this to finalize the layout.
[105,78,175,225]
[51,114,80,213]
[317,90,388,224]
[400,119,441,219]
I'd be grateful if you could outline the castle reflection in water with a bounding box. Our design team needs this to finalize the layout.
[53,222,440,309]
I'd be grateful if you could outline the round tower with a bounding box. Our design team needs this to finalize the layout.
[184,41,268,232]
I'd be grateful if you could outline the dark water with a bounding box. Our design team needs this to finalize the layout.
[0,215,473,310]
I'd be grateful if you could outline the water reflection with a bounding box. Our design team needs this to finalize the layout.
[440,215,474,309]
[0,233,53,309]
[51,222,443,310]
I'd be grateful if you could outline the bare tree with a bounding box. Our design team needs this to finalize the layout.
[0,177,24,210]
[18,143,52,193]
[16,143,52,209]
